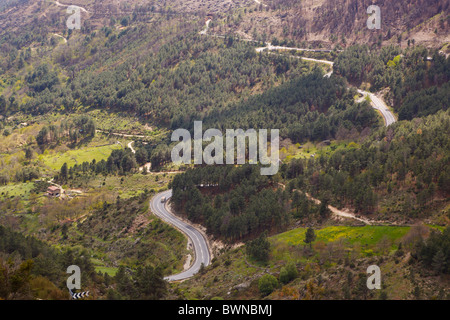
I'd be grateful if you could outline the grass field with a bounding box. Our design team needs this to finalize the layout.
[94,266,119,277]
[271,225,411,255]
[91,258,119,276]
[87,172,176,198]
[39,144,123,170]
[88,109,157,135]
[0,182,35,199]
[281,140,358,162]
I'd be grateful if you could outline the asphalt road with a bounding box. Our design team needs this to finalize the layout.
[255,45,396,126]
[357,89,396,126]
[150,190,211,281]
[127,141,135,154]
[251,37,397,127]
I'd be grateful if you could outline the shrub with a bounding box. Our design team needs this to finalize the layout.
[279,267,289,284]
[279,261,298,284]
[258,274,278,296]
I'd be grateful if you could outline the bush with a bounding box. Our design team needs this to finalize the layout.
[279,267,289,284]
[258,274,278,296]
[279,261,298,284]
[286,261,298,281]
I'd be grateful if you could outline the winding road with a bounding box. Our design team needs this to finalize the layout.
[148,19,398,281]
[201,19,396,127]
[357,89,396,126]
[97,16,396,282]
[256,46,396,126]
[150,190,211,281]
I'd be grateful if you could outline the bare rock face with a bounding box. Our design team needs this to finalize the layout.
[231,281,250,291]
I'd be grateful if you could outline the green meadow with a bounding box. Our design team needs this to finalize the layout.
[282,140,358,162]
[94,266,119,277]
[39,144,122,171]
[86,173,176,199]
[271,225,411,254]
[0,182,34,199]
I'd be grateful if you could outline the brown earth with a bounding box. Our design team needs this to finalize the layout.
[1,1,447,50]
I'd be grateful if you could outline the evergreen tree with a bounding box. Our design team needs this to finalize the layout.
[60,163,68,182]
[304,227,316,249]
[431,249,446,274]
[246,232,271,263]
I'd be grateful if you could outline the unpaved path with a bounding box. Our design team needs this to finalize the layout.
[95,129,146,139]
[52,33,67,43]
[54,0,89,13]
[253,0,267,7]
[278,183,375,225]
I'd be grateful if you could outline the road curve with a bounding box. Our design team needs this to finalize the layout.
[255,47,396,126]
[357,89,396,126]
[257,47,396,126]
[127,141,136,154]
[150,190,211,281]
[54,0,89,12]
[52,33,67,43]
[200,17,397,127]
[199,19,211,35]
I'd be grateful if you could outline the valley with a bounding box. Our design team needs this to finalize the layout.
[0,0,448,302]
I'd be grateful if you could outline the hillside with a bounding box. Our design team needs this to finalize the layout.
[0,0,448,302]
[215,0,449,50]
[171,224,450,300]
[1,0,448,49]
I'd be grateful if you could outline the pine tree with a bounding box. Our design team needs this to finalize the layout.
[319,199,330,219]
[0,95,6,114]
[60,163,68,182]
[279,267,289,284]
[431,249,446,274]
[25,147,33,160]
[304,227,316,248]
